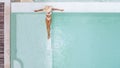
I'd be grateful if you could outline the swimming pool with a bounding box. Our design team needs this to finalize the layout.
[11,12,120,68]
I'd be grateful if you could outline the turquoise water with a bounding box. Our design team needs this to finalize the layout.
[11,13,48,68]
[11,13,120,68]
[52,13,120,68]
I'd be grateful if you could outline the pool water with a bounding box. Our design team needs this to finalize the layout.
[11,13,120,68]
[11,13,48,68]
[52,13,120,68]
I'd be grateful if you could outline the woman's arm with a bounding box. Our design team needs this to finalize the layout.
[34,9,44,12]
